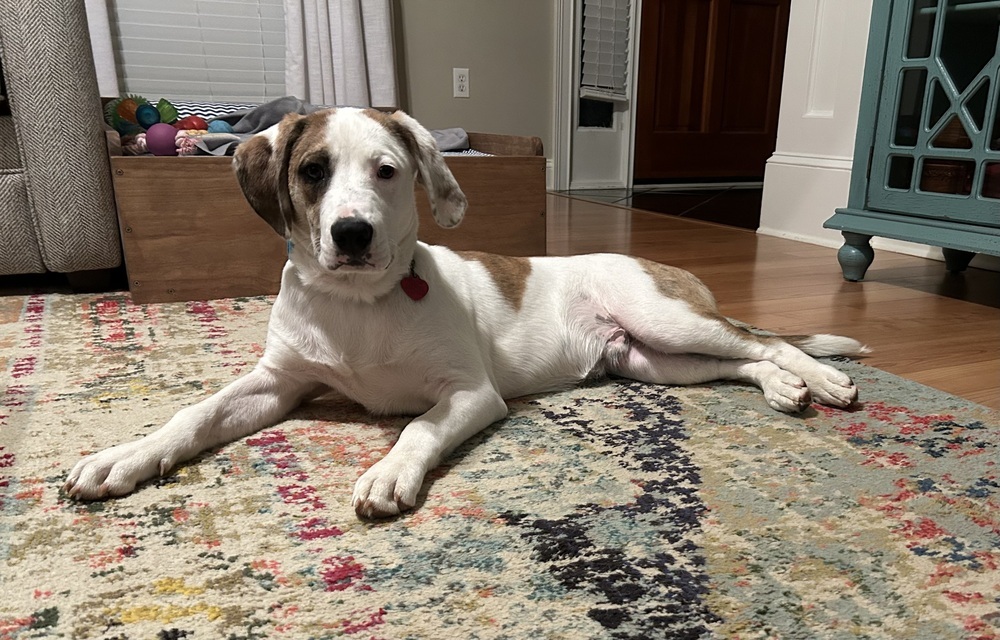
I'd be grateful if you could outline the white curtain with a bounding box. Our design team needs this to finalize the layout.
[284,0,398,108]
[84,0,120,97]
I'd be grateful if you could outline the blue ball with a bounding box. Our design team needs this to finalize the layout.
[136,103,161,128]
[208,120,234,133]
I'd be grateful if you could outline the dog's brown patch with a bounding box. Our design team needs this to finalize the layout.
[362,109,419,160]
[365,110,465,228]
[234,134,281,231]
[638,258,719,317]
[460,252,532,311]
[639,257,781,345]
[288,111,335,175]
[234,112,318,236]
[289,108,334,165]
[286,110,336,225]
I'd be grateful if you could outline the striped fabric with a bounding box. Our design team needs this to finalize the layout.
[443,149,490,157]
[171,100,260,120]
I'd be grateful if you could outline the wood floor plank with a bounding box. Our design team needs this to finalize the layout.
[905,361,1000,403]
[547,193,1000,410]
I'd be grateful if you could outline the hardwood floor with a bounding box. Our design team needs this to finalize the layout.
[546,194,1000,410]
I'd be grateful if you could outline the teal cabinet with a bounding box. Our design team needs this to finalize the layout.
[825,0,1000,281]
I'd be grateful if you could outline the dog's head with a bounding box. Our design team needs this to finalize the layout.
[234,108,466,281]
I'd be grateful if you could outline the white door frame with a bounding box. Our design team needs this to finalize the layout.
[551,0,575,192]
[551,0,642,192]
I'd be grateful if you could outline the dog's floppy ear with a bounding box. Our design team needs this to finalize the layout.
[390,111,467,229]
[233,113,307,237]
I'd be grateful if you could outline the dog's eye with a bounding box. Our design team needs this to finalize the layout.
[377,165,395,180]
[301,162,327,183]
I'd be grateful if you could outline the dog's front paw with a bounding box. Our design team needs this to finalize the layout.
[352,457,426,519]
[64,439,174,500]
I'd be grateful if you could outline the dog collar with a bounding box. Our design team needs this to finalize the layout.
[400,259,429,301]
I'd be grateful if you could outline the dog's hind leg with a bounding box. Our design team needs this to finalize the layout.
[607,343,812,413]
[613,299,863,408]
[600,262,865,408]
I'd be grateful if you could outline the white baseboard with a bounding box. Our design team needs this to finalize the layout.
[767,151,854,172]
[758,226,1000,272]
[568,178,630,190]
[760,152,999,272]
[756,226,844,250]
[632,181,763,190]
[759,155,852,248]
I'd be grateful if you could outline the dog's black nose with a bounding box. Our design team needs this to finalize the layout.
[330,218,374,260]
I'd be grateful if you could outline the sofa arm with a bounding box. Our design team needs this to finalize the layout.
[0,0,121,272]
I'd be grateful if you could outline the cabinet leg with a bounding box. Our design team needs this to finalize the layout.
[837,232,875,282]
[942,248,975,273]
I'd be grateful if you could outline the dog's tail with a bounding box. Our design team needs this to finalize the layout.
[782,334,871,357]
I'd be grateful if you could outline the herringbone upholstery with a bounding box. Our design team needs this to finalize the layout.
[0,116,18,170]
[0,0,121,274]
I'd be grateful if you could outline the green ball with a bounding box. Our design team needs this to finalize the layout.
[156,98,178,124]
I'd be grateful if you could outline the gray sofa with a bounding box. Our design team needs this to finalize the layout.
[0,0,121,277]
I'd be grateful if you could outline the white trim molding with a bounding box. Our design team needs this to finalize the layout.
[759,0,873,248]
[552,0,641,191]
[767,151,854,172]
[551,0,575,191]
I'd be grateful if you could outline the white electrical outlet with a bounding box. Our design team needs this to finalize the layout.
[453,68,469,98]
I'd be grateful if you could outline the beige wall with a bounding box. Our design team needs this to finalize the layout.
[394,0,554,154]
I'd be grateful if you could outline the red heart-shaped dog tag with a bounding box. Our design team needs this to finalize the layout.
[400,275,429,301]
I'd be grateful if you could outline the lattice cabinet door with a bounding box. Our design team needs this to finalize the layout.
[825,0,1000,281]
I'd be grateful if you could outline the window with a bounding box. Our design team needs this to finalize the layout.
[579,0,631,101]
[109,0,285,103]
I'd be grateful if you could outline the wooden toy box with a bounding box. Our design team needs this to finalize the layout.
[108,132,546,303]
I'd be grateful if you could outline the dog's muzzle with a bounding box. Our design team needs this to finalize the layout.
[330,218,374,267]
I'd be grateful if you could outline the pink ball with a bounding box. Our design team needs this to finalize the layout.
[145,123,178,156]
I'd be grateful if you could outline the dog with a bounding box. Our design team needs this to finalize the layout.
[66,108,867,518]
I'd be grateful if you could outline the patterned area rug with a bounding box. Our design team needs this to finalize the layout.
[1,293,998,639]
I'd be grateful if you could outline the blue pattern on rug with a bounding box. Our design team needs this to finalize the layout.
[501,383,719,639]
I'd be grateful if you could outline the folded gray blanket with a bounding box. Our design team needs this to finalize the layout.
[211,96,321,134]
[430,128,469,152]
[203,96,469,156]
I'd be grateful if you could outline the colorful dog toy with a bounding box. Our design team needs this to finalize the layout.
[145,123,178,156]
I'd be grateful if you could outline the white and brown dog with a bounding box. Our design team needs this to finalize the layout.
[66,109,867,518]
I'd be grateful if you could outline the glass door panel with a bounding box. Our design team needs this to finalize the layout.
[867,0,1000,226]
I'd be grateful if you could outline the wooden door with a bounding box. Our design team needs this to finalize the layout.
[633,0,791,182]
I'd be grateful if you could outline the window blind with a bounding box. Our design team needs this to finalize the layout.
[108,0,285,103]
[579,0,631,101]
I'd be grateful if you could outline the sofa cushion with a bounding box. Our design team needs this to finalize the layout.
[0,116,19,170]
[0,170,44,273]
